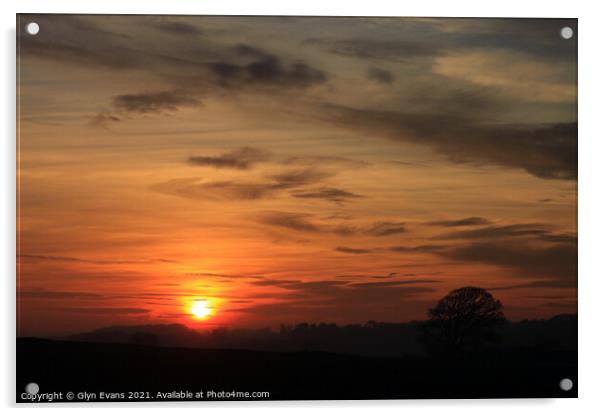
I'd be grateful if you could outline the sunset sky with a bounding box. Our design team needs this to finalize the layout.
[17,15,577,336]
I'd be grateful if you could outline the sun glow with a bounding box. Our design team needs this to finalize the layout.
[191,300,212,319]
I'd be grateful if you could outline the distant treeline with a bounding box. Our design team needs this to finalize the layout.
[63,314,576,358]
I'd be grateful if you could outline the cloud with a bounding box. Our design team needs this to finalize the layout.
[304,38,441,61]
[204,181,282,200]
[18,253,175,266]
[152,166,333,201]
[428,217,491,227]
[538,233,577,244]
[417,18,577,63]
[151,19,203,35]
[18,290,103,299]
[364,221,406,236]
[347,279,441,289]
[244,278,438,307]
[332,225,358,236]
[370,272,398,279]
[390,160,429,167]
[250,279,302,287]
[269,280,350,292]
[88,111,121,128]
[258,214,350,236]
[283,155,369,169]
[185,272,264,280]
[258,213,415,237]
[186,150,366,177]
[188,147,271,170]
[540,301,577,308]
[18,15,148,70]
[399,82,510,123]
[259,212,322,233]
[275,284,435,318]
[175,180,281,200]
[19,254,85,263]
[59,307,150,315]
[268,168,334,187]
[233,276,440,320]
[422,221,577,284]
[487,279,577,291]
[113,90,200,114]
[433,49,576,103]
[440,240,576,282]
[19,16,327,93]
[224,294,433,322]
[319,103,577,180]
[389,245,447,253]
[19,15,329,131]
[209,47,327,89]
[291,187,363,203]
[21,15,576,186]
[367,68,395,84]
[335,246,373,254]
[433,223,576,243]
[258,212,412,237]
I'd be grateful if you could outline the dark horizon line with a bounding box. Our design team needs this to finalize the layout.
[17,312,578,338]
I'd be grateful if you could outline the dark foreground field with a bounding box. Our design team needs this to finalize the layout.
[17,337,576,402]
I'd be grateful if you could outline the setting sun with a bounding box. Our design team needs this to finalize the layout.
[191,300,212,319]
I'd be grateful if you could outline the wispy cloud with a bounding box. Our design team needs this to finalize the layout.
[18,254,176,265]
[319,103,577,180]
[347,279,441,288]
[150,19,203,36]
[268,168,334,187]
[258,213,413,238]
[365,221,407,236]
[388,245,447,253]
[188,147,271,170]
[367,68,395,84]
[433,223,576,243]
[18,290,103,299]
[259,212,323,233]
[88,111,121,128]
[59,307,150,315]
[428,217,491,227]
[21,15,576,182]
[441,240,576,283]
[152,166,334,201]
[304,37,441,61]
[335,246,373,254]
[113,90,200,114]
[291,187,363,203]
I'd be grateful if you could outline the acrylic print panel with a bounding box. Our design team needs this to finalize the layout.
[16,14,577,402]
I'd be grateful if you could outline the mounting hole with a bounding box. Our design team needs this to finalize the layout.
[560,26,573,40]
[26,22,40,36]
[559,378,573,391]
[25,382,39,395]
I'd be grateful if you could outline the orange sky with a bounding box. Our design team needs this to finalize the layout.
[17,15,577,336]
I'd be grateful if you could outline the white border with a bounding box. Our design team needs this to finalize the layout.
[5,0,586,17]
[3,1,602,414]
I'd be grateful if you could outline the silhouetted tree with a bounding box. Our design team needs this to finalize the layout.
[421,287,506,357]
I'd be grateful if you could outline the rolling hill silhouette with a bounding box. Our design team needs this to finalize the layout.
[17,315,577,401]
[62,315,576,356]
